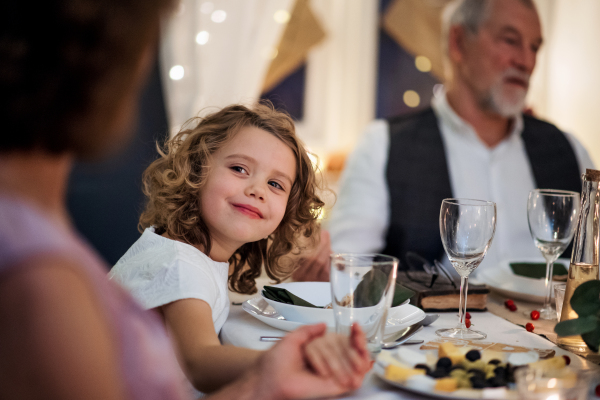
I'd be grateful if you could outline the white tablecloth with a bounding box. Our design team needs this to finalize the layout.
[221,301,600,399]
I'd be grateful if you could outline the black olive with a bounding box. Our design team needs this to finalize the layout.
[436,357,452,370]
[470,377,487,389]
[486,376,507,388]
[414,364,431,374]
[494,366,506,379]
[465,349,481,361]
[429,369,449,378]
[488,359,501,365]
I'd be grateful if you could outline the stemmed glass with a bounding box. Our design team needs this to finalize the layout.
[436,199,497,340]
[527,189,580,320]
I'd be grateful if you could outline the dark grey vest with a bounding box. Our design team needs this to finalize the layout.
[383,108,581,268]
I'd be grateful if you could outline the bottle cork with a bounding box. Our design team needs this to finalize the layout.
[584,169,600,181]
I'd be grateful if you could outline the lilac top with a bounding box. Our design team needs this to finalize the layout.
[0,196,191,400]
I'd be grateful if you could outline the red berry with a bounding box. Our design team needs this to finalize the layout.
[595,384,600,397]
[509,304,517,312]
[505,299,515,308]
[530,310,540,320]
[562,355,571,365]
[465,312,472,319]
[526,322,534,332]
[465,319,471,329]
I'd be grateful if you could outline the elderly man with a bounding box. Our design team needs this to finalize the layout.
[295,0,593,281]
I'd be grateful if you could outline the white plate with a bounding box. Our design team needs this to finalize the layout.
[373,363,517,399]
[476,258,569,303]
[242,296,425,335]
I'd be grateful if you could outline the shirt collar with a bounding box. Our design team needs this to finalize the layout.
[431,86,524,144]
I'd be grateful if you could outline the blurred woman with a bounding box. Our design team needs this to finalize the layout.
[0,2,371,400]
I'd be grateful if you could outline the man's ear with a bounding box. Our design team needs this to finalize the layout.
[447,25,467,64]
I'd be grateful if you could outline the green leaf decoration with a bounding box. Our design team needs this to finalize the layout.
[570,280,600,317]
[554,314,598,336]
[510,262,568,279]
[353,269,415,308]
[581,324,600,353]
[262,286,320,308]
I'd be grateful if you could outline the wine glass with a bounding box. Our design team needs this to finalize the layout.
[527,189,580,320]
[436,199,496,340]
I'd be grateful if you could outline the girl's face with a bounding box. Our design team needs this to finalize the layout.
[200,126,297,262]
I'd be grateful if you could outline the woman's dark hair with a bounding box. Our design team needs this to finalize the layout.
[0,0,175,156]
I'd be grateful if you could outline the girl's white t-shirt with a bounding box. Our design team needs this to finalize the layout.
[109,227,230,334]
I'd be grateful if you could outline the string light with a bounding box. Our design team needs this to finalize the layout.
[211,10,226,23]
[169,65,184,81]
[415,55,432,72]
[200,2,213,14]
[273,10,290,24]
[403,90,420,107]
[196,31,209,45]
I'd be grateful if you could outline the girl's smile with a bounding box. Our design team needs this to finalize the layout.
[231,203,263,219]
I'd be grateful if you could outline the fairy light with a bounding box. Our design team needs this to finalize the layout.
[415,55,432,72]
[169,65,184,81]
[211,10,226,23]
[403,90,420,107]
[196,31,209,45]
[273,10,290,24]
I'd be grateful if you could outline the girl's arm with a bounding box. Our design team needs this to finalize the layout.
[161,298,262,393]
[0,256,126,400]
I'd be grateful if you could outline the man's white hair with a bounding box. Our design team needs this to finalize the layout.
[441,0,536,57]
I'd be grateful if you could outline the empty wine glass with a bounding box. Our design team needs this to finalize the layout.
[527,189,580,320]
[436,199,496,340]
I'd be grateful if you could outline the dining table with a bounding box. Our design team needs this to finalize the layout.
[223,280,600,399]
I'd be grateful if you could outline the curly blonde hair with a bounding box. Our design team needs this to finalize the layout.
[140,102,325,294]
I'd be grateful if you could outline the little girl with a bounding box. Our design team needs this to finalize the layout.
[110,103,371,395]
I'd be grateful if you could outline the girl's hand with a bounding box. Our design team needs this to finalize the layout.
[303,323,372,390]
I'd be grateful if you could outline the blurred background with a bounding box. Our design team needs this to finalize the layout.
[68,0,600,266]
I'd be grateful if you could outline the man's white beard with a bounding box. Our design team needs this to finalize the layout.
[481,68,529,117]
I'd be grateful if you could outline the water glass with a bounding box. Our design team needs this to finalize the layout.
[515,367,591,400]
[554,283,566,320]
[330,253,398,353]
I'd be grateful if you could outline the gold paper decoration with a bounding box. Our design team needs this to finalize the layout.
[382,0,451,81]
[262,0,326,93]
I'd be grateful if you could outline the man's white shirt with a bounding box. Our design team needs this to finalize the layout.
[326,91,594,276]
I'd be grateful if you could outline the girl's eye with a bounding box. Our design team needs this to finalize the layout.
[231,166,247,174]
[268,181,284,191]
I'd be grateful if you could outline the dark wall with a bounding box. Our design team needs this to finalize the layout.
[67,60,169,267]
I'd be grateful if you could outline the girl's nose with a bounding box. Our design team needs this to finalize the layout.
[245,181,265,201]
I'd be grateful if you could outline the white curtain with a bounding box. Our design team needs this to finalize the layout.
[529,0,600,166]
[299,0,379,156]
[160,0,294,130]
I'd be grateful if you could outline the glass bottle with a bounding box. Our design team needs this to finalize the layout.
[557,169,600,353]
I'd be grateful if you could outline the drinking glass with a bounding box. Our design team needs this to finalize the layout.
[515,367,591,400]
[436,199,496,340]
[527,189,580,320]
[330,253,398,353]
[554,283,566,320]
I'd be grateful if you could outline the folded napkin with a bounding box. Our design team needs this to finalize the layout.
[263,275,415,309]
[509,262,568,280]
[262,285,320,308]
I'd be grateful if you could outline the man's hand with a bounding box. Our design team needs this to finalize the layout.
[292,230,331,282]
